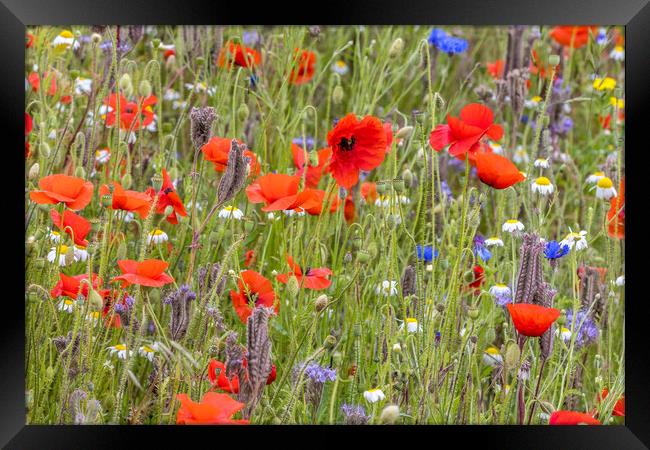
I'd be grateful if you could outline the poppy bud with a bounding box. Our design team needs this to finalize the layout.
[389,38,404,58]
[151,174,163,191]
[386,214,399,229]
[332,351,342,365]
[119,73,132,92]
[323,334,337,349]
[139,80,152,98]
[376,181,387,194]
[332,85,344,104]
[308,150,320,167]
[367,242,378,258]
[28,163,40,180]
[392,178,405,193]
[151,38,161,49]
[401,169,413,187]
[396,126,414,140]
[41,143,51,157]
[237,103,249,121]
[287,275,300,298]
[116,241,127,260]
[505,341,520,369]
[74,166,86,179]
[91,33,102,44]
[101,194,112,208]
[392,342,402,353]
[45,366,55,383]
[163,205,175,217]
[351,236,363,250]
[357,250,370,263]
[548,54,560,67]
[88,288,104,311]
[315,294,329,312]
[380,404,400,424]
[120,173,132,190]
[467,307,479,320]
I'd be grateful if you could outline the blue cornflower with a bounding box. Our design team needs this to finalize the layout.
[565,309,600,348]
[417,245,439,262]
[341,403,368,425]
[428,28,448,46]
[292,136,315,151]
[428,28,469,55]
[474,235,492,262]
[304,363,336,383]
[596,28,607,45]
[494,293,512,307]
[242,31,260,46]
[544,240,570,260]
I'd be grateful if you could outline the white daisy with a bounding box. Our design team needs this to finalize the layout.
[488,141,503,154]
[86,311,101,326]
[118,211,135,223]
[95,148,110,165]
[376,280,398,297]
[163,89,181,101]
[609,45,624,61]
[534,158,550,169]
[502,219,525,233]
[596,177,617,200]
[47,245,76,266]
[138,344,157,362]
[560,230,588,251]
[586,171,606,184]
[374,195,410,208]
[489,284,511,297]
[184,82,216,96]
[49,230,62,243]
[482,347,503,367]
[363,388,386,403]
[74,245,89,262]
[401,317,421,333]
[332,60,349,75]
[513,146,529,165]
[52,30,78,52]
[615,275,625,286]
[58,298,75,313]
[75,77,92,95]
[108,344,132,360]
[524,95,543,109]
[283,208,306,217]
[218,206,244,220]
[484,237,504,247]
[531,176,554,196]
[147,229,168,245]
[556,326,572,343]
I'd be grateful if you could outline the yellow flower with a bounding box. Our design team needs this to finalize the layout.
[593,77,616,91]
[609,97,625,109]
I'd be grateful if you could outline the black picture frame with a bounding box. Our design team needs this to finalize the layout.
[4,0,649,448]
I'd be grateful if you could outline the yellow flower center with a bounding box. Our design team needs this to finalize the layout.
[64,299,73,306]
[597,177,613,189]
[58,245,69,254]
[51,231,60,236]
[406,318,417,324]
[614,45,623,52]
[561,327,571,333]
[535,177,551,186]
[150,229,164,236]
[60,30,74,39]
[141,345,154,353]
[531,96,542,103]
[506,219,519,224]
[367,388,379,393]
[496,283,507,288]
[336,61,346,68]
[486,347,500,355]
[114,344,127,351]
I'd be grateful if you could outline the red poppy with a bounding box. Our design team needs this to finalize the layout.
[26,33,34,48]
[244,250,256,268]
[300,188,341,215]
[361,182,379,204]
[50,273,107,300]
[289,49,316,85]
[549,410,601,425]
[468,265,485,294]
[176,392,249,425]
[104,94,157,131]
[100,182,154,219]
[201,137,260,177]
[506,303,560,337]
[487,59,505,79]
[208,359,276,393]
[326,114,387,189]
[27,71,57,96]
[383,122,394,153]
[598,388,625,417]
[291,144,331,188]
[474,151,525,189]
[276,255,332,290]
[25,112,32,136]
[50,209,91,247]
[607,178,624,239]
[30,174,94,211]
[429,103,504,161]
[344,195,355,224]
[245,173,314,212]
[217,41,261,69]
[549,26,596,48]
[111,259,174,288]
[230,270,277,323]
[163,49,175,61]
[25,142,31,158]
[146,169,187,224]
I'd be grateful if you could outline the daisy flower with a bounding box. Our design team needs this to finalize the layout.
[374,195,410,208]
[52,30,79,52]
[108,344,132,360]
[609,45,624,61]
[74,245,89,262]
[513,146,529,165]
[401,317,421,333]
[218,206,244,220]
[502,219,525,233]
[332,60,349,75]
[363,388,386,403]
[556,326,572,344]
[376,280,398,297]
[615,275,625,286]
[95,148,110,165]
[49,230,62,243]
[482,347,503,367]
[485,237,504,247]
[487,141,503,154]
[138,344,157,362]
[596,177,617,200]
[86,311,101,325]
[489,284,511,298]
[586,171,605,184]
[74,77,92,95]
[57,298,75,313]
[534,158,550,169]
[531,176,554,196]
[525,95,543,109]
[147,229,169,245]
[560,230,588,251]
[47,245,76,266]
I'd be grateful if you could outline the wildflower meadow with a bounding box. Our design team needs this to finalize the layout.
[24,25,625,425]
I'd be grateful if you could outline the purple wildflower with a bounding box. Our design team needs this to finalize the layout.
[341,403,368,425]
[565,309,600,348]
[304,363,336,383]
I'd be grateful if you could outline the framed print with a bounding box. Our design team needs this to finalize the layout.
[2,0,649,447]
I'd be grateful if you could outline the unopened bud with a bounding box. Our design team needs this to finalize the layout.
[392,342,402,353]
[323,334,337,349]
[28,163,40,180]
[315,294,329,312]
[151,174,163,191]
[74,166,86,179]
[308,151,320,167]
[396,126,414,140]
[101,194,113,208]
[88,288,104,311]
[138,80,152,98]
[505,341,520,369]
[332,85,344,104]
[120,173,132,189]
[237,103,250,121]
[548,54,560,67]
[357,250,370,263]
[388,38,404,58]
[287,275,300,298]
[118,73,132,92]
[116,241,127,260]
[163,205,175,217]
[380,404,400,424]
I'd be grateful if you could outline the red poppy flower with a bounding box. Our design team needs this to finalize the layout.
[146,169,187,224]
[276,255,332,290]
[467,265,485,294]
[104,94,157,131]
[244,250,256,268]
[326,114,387,189]
[474,151,525,189]
[100,182,154,219]
[111,259,174,288]
[25,112,32,136]
[208,359,276,393]
[217,41,261,69]
[549,410,601,425]
[26,33,34,48]
[245,173,314,212]
[25,142,31,158]
[50,273,106,299]
[50,209,91,247]
[549,26,596,48]
[344,195,355,224]
[163,49,175,60]
[30,174,94,211]
[506,303,561,337]
[429,103,504,161]
[598,388,625,417]
[383,122,394,153]
[27,71,57,96]
[361,182,379,204]
[230,270,277,323]
[289,49,316,85]
[201,137,260,177]
[176,392,249,425]
[607,178,624,239]
[300,188,341,216]
[291,144,331,188]
[487,59,505,79]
